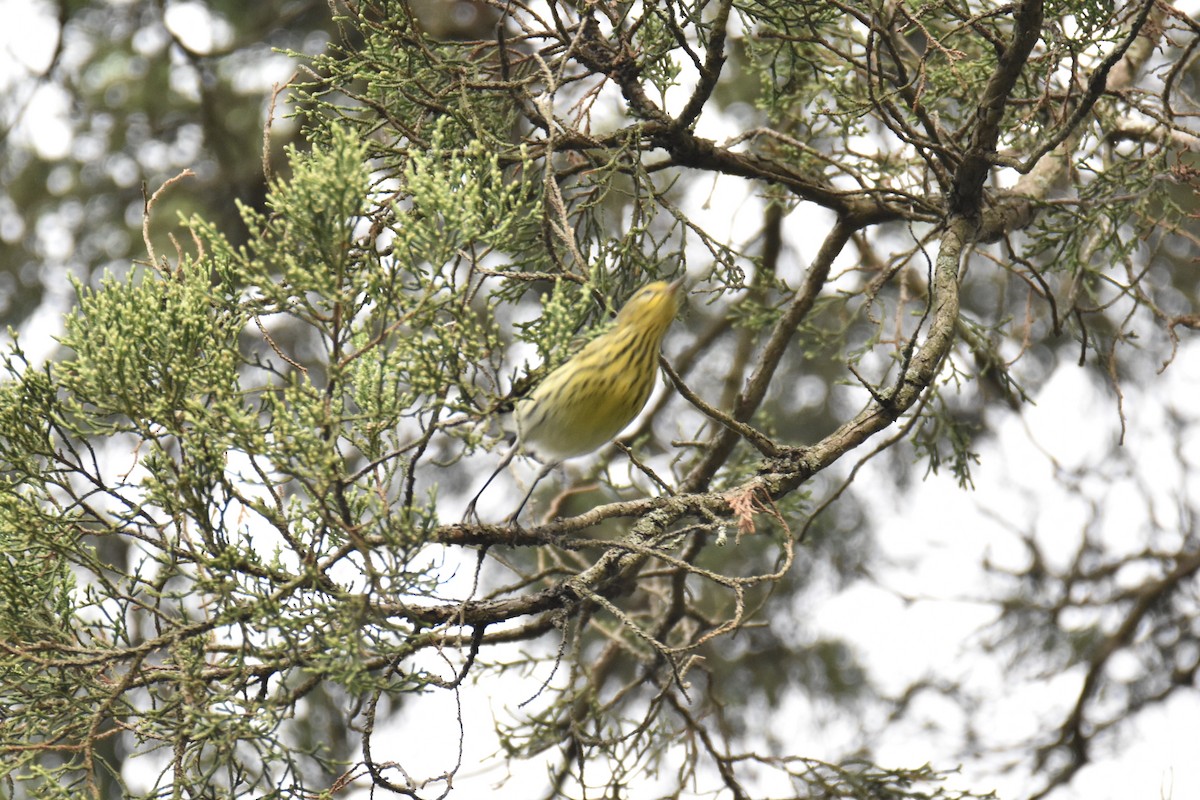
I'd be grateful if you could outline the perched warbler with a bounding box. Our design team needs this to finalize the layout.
[515,277,685,461]
[465,277,684,521]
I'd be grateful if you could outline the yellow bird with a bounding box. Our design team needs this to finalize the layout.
[515,278,684,460]
[466,278,684,521]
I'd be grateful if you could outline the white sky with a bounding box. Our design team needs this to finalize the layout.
[2,2,1197,799]
[836,349,1200,800]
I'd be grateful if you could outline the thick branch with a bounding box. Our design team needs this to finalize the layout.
[680,219,855,494]
[1013,0,1159,174]
[674,0,733,130]
[1009,0,1164,199]
[754,215,968,500]
[648,126,911,223]
[949,0,1045,216]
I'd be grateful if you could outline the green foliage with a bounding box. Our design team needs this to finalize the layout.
[58,260,242,430]
[0,124,452,796]
[914,399,982,490]
[0,495,76,645]
[516,277,607,371]
[634,8,685,101]
[401,125,542,266]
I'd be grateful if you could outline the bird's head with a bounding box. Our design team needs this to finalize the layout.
[614,277,684,331]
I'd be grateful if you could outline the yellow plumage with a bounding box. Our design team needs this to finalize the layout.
[464,278,683,522]
[516,278,684,460]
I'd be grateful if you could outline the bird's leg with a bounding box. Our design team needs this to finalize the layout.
[505,459,558,525]
[463,440,520,524]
